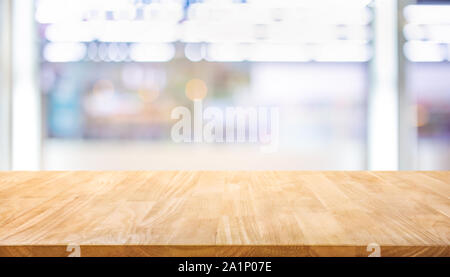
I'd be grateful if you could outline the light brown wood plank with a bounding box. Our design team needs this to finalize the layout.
[0,171,448,257]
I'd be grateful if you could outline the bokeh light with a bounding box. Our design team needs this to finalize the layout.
[185,78,208,101]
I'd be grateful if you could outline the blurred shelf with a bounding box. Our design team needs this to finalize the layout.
[42,140,366,170]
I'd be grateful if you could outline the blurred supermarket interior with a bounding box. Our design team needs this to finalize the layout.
[0,0,449,170]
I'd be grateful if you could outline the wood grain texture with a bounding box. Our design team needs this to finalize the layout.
[0,171,448,257]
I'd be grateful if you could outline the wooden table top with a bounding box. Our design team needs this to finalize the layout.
[0,171,448,257]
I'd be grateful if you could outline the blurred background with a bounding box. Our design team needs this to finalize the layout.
[0,0,449,170]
